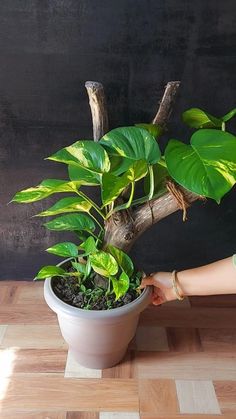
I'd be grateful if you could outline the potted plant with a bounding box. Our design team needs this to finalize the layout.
[12,81,236,369]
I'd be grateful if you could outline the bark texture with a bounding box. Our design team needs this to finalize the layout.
[85,81,109,140]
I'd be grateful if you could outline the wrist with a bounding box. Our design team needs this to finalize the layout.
[172,271,185,300]
[177,269,200,296]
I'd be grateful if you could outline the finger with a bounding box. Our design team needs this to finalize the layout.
[152,288,166,305]
[139,277,155,289]
[152,295,163,306]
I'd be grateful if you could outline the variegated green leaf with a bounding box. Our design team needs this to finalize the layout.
[36,197,91,217]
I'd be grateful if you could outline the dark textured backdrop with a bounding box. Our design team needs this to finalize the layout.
[0,0,236,279]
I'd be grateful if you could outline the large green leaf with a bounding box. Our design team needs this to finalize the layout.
[182,108,222,129]
[79,236,98,255]
[68,165,101,185]
[106,245,134,277]
[44,213,95,232]
[47,141,110,184]
[36,197,91,217]
[109,156,133,176]
[12,180,79,203]
[100,126,161,165]
[111,271,130,300]
[101,173,129,206]
[35,265,66,280]
[46,242,78,258]
[101,160,148,206]
[165,129,236,203]
[89,251,118,277]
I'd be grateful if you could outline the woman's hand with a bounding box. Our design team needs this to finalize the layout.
[140,271,178,305]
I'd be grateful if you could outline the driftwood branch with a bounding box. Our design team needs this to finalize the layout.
[152,81,181,127]
[85,80,201,253]
[104,189,199,251]
[85,81,109,140]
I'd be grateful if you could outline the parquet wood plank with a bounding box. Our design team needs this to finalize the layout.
[0,304,57,324]
[102,350,135,378]
[0,376,139,412]
[140,416,235,418]
[190,295,236,308]
[0,413,66,419]
[166,327,202,352]
[0,284,19,304]
[138,379,179,414]
[0,348,67,374]
[199,328,236,352]
[175,380,220,414]
[135,352,236,380]
[1,324,67,349]
[15,282,45,304]
[140,306,236,328]
[66,413,99,419]
[214,381,236,414]
[0,325,7,344]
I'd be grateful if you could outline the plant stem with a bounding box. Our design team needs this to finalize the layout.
[221,122,226,131]
[126,181,135,208]
[88,211,104,232]
[106,182,135,218]
[75,190,106,220]
[148,165,154,200]
[106,277,111,295]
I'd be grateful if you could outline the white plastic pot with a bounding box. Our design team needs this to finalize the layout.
[44,262,151,369]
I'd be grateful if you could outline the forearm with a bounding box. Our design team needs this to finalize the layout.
[177,256,236,296]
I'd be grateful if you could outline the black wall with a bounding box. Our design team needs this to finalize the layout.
[1,0,236,280]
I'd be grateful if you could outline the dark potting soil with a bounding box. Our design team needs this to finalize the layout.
[52,274,142,310]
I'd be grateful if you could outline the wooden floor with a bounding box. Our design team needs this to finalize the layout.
[1,282,236,418]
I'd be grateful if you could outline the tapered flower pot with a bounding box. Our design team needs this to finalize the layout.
[44,269,151,369]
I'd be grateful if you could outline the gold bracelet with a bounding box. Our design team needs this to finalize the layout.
[171,270,185,301]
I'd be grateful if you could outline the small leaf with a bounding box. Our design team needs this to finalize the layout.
[126,159,148,182]
[222,108,236,123]
[111,271,130,300]
[44,214,95,232]
[90,251,118,277]
[46,242,78,258]
[100,126,161,165]
[72,261,86,274]
[101,160,148,206]
[35,265,66,279]
[106,245,134,277]
[79,236,98,255]
[36,197,91,217]
[101,173,130,206]
[182,108,222,129]
[135,123,164,139]
[85,258,92,277]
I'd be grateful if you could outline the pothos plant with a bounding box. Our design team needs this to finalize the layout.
[12,107,236,309]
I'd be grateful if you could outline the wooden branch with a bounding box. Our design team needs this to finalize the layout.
[152,81,181,127]
[103,189,200,252]
[85,81,109,141]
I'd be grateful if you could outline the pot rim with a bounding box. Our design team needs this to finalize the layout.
[44,258,152,319]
